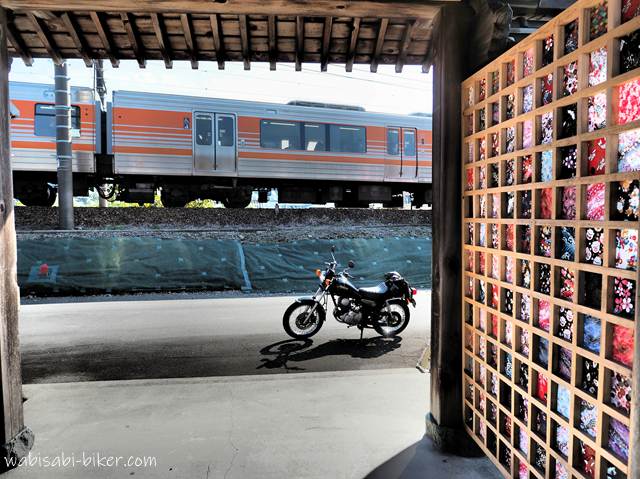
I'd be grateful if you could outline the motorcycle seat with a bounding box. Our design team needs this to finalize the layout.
[358,282,388,299]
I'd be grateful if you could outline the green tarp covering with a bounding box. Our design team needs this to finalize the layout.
[18,237,431,295]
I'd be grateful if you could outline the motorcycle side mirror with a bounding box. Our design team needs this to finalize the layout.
[348,260,355,268]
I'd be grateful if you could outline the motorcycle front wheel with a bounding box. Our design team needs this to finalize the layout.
[283,300,326,339]
[373,299,410,338]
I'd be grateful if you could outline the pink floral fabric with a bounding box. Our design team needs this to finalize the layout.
[523,47,534,77]
[537,299,551,332]
[522,120,533,149]
[612,324,634,367]
[616,228,638,270]
[539,188,552,219]
[586,183,605,220]
[618,128,640,172]
[588,92,606,131]
[561,186,576,220]
[589,47,607,87]
[618,78,640,125]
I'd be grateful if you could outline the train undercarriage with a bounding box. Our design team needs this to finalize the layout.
[13,172,432,209]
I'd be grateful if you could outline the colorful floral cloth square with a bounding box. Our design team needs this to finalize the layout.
[522,84,533,113]
[466,141,473,162]
[490,283,499,309]
[581,272,602,310]
[561,103,577,138]
[608,417,629,462]
[610,371,631,414]
[616,228,638,270]
[542,35,554,66]
[557,307,573,342]
[489,163,499,187]
[558,267,574,301]
[586,182,605,220]
[506,59,515,86]
[539,188,553,219]
[556,346,572,381]
[562,61,578,96]
[589,47,607,87]
[559,145,576,179]
[504,191,515,218]
[588,93,606,131]
[491,255,499,279]
[536,372,548,402]
[519,190,531,218]
[491,224,499,248]
[537,263,551,295]
[466,169,473,191]
[478,166,486,189]
[479,78,486,101]
[518,463,527,479]
[540,150,553,182]
[504,320,513,347]
[523,47,534,77]
[579,399,597,438]
[505,158,515,186]
[521,155,532,183]
[478,108,485,131]
[491,71,500,95]
[622,0,640,22]
[582,315,601,354]
[518,362,529,389]
[537,337,549,367]
[534,408,547,439]
[558,226,575,261]
[520,328,530,356]
[479,137,486,161]
[612,277,636,318]
[556,384,571,418]
[490,133,499,157]
[537,299,550,331]
[538,226,552,257]
[620,29,640,73]
[467,223,474,245]
[577,440,596,479]
[516,394,527,422]
[584,227,604,265]
[491,102,499,126]
[540,112,554,144]
[618,128,640,172]
[502,288,513,314]
[606,463,624,479]
[588,137,606,176]
[504,256,513,283]
[561,186,576,220]
[478,280,486,303]
[504,352,513,379]
[479,195,486,217]
[467,87,474,107]
[519,225,531,253]
[555,461,569,479]
[590,2,607,40]
[505,224,514,250]
[520,294,531,323]
[612,179,639,221]
[554,423,570,457]
[612,324,634,367]
[618,78,640,125]
[564,20,578,55]
[520,260,531,288]
[505,127,515,153]
[499,443,511,470]
[541,73,553,105]
[505,93,515,120]
[582,357,599,396]
[522,120,533,149]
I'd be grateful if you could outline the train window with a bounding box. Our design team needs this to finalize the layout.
[403,130,416,157]
[303,123,327,151]
[387,128,400,155]
[329,125,366,153]
[195,115,213,146]
[217,116,234,147]
[260,120,301,150]
[34,104,80,137]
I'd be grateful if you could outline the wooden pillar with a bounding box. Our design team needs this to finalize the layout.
[0,7,34,470]
[425,3,479,454]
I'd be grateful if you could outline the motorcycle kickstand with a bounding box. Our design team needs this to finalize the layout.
[358,325,364,343]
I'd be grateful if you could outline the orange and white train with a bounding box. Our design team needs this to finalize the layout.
[9,81,432,207]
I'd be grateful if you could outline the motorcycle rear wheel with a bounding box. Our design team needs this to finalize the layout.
[373,300,410,338]
[283,301,325,339]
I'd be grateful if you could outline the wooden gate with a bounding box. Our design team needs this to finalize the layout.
[461,1,640,477]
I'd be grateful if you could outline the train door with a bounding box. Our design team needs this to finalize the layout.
[384,127,417,179]
[384,127,401,179]
[402,127,418,178]
[193,112,236,174]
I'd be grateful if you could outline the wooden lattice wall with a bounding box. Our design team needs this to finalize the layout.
[461,0,640,477]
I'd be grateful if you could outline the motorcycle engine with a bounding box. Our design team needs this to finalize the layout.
[334,297,362,326]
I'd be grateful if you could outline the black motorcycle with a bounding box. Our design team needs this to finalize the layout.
[282,246,417,339]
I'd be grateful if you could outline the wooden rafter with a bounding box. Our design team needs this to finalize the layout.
[370,18,388,73]
[5,14,32,66]
[295,16,304,71]
[180,13,198,69]
[61,12,92,67]
[90,11,119,68]
[396,19,417,73]
[320,16,332,72]
[267,15,277,71]
[121,12,145,68]
[26,12,61,65]
[151,13,172,69]
[238,14,250,70]
[345,17,360,72]
[209,13,225,70]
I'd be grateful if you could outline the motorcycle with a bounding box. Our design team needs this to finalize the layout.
[282,246,417,339]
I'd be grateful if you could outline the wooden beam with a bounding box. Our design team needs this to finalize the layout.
[209,13,224,70]
[121,13,145,68]
[370,17,388,73]
[60,12,92,67]
[320,16,332,72]
[5,15,32,66]
[267,15,276,71]
[151,13,172,69]
[180,13,198,69]
[90,11,119,67]
[295,16,303,71]
[345,17,360,72]
[1,1,442,20]
[26,12,61,65]
[395,19,417,73]
[238,14,250,70]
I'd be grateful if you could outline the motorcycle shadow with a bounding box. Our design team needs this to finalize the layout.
[257,335,402,371]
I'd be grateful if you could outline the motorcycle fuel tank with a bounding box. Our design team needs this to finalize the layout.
[332,276,359,297]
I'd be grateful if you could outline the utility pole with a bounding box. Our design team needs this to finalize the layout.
[55,61,74,229]
[94,60,108,208]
